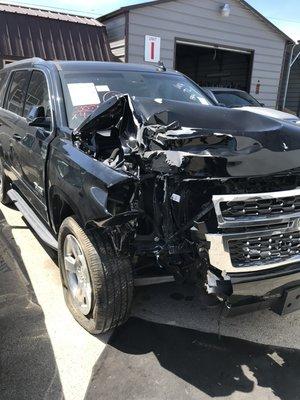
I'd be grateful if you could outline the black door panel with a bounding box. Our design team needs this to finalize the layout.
[0,69,54,223]
[13,70,54,222]
[0,70,31,185]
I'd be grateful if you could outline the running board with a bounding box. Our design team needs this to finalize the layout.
[134,275,175,286]
[7,189,58,250]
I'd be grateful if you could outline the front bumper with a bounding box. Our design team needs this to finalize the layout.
[204,187,300,315]
[208,263,300,315]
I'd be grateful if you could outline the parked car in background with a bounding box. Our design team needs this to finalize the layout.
[2,59,300,334]
[204,87,300,124]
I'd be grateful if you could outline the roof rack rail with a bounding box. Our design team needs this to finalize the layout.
[4,57,46,68]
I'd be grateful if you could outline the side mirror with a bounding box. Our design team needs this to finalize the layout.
[26,106,45,124]
[26,106,51,130]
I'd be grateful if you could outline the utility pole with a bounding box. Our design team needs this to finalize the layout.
[282,40,300,110]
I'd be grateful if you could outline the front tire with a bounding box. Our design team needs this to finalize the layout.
[58,216,133,334]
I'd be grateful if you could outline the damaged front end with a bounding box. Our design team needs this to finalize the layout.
[73,93,300,315]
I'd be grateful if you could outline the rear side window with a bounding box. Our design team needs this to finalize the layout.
[23,71,51,128]
[5,70,30,115]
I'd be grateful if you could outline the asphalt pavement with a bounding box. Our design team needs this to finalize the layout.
[0,204,109,400]
[85,317,300,400]
[1,202,300,400]
[0,214,63,400]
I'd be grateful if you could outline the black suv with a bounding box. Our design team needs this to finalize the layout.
[1,58,300,333]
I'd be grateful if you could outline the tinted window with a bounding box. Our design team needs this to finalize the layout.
[60,70,212,129]
[5,70,29,115]
[24,70,52,130]
[213,91,261,108]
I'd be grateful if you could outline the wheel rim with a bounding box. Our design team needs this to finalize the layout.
[63,234,92,315]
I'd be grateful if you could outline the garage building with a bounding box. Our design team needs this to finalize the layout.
[100,0,294,109]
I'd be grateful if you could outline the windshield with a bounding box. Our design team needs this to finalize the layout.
[60,70,212,128]
[212,91,261,108]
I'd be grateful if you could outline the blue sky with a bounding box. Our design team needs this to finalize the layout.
[2,0,300,40]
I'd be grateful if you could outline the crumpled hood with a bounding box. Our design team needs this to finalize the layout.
[133,97,285,134]
[132,98,300,178]
[237,106,300,123]
[76,95,300,178]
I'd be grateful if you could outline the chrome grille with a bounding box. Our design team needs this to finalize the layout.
[213,188,300,228]
[207,187,300,272]
[229,230,300,268]
[220,196,300,219]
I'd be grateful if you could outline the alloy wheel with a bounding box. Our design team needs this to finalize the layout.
[63,234,92,315]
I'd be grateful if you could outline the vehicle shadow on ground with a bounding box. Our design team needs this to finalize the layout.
[85,316,300,400]
[0,209,64,400]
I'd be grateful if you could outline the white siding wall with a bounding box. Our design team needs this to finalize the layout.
[127,0,286,107]
[104,14,126,61]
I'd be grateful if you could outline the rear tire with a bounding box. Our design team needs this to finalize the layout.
[58,216,133,334]
[0,159,11,205]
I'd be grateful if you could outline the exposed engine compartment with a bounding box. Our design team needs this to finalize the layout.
[72,94,300,311]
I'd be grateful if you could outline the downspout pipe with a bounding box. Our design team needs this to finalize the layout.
[283,41,300,110]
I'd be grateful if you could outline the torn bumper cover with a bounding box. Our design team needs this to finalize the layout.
[207,263,300,316]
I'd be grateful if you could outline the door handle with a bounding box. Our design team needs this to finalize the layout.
[13,133,22,141]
